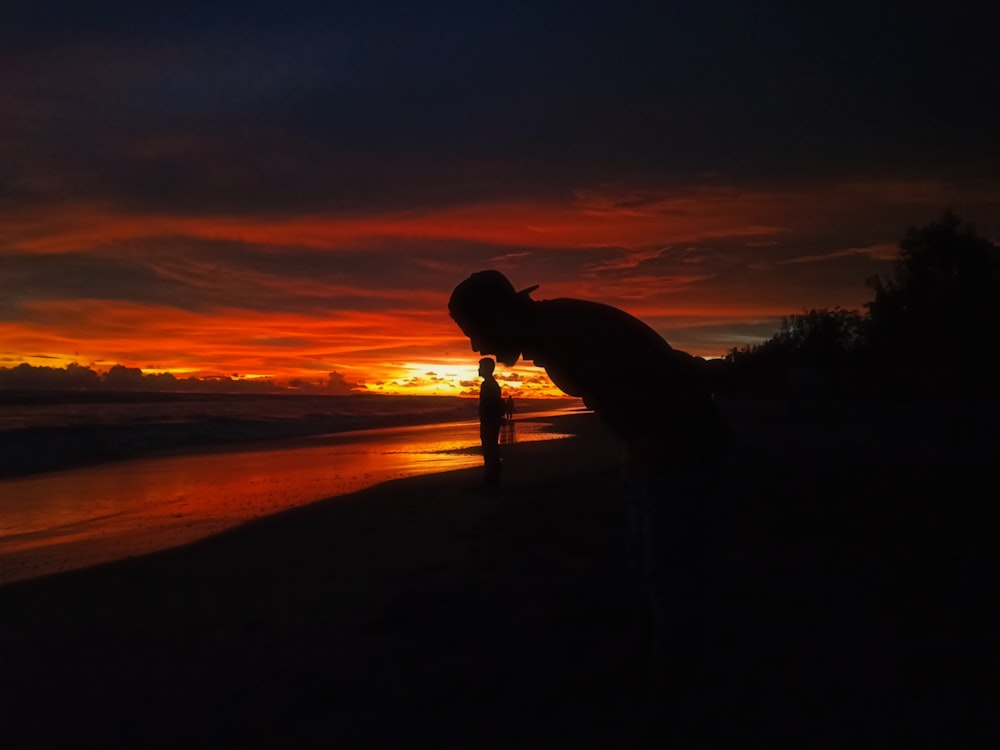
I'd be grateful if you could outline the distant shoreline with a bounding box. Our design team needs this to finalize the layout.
[0,388,581,407]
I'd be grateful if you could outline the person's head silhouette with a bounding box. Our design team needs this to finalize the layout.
[448,270,539,367]
[478,357,496,379]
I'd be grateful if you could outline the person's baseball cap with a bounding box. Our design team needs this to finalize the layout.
[448,270,539,322]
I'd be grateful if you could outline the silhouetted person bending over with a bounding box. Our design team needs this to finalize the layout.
[449,270,729,707]
[478,357,505,486]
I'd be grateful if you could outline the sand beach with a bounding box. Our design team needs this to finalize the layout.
[0,404,995,747]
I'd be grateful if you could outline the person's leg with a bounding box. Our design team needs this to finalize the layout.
[622,476,655,657]
[629,471,709,700]
[480,423,502,484]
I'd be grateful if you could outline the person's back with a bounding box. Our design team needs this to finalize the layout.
[479,371,503,424]
[520,297,726,472]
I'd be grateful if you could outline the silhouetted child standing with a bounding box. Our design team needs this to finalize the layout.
[478,357,505,486]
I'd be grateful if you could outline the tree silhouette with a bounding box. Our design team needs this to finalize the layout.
[719,212,1000,399]
[723,308,866,397]
[764,308,866,366]
[865,211,1000,394]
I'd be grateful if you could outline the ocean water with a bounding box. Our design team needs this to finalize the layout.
[0,390,484,432]
[0,391,582,584]
[0,390,578,478]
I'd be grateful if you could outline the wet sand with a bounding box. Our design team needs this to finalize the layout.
[0,405,995,747]
[0,412,574,585]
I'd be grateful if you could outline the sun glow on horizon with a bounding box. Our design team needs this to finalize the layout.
[0,287,784,396]
[0,351,580,399]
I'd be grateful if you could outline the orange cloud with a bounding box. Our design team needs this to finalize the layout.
[10,177,986,262]
[6,185,790,255]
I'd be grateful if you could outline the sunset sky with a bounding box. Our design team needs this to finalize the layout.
[3,1,998,397]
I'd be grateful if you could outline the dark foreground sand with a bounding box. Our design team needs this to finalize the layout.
[1,407,996,748]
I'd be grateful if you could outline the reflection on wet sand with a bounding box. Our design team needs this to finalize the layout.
[0,416,571,585]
